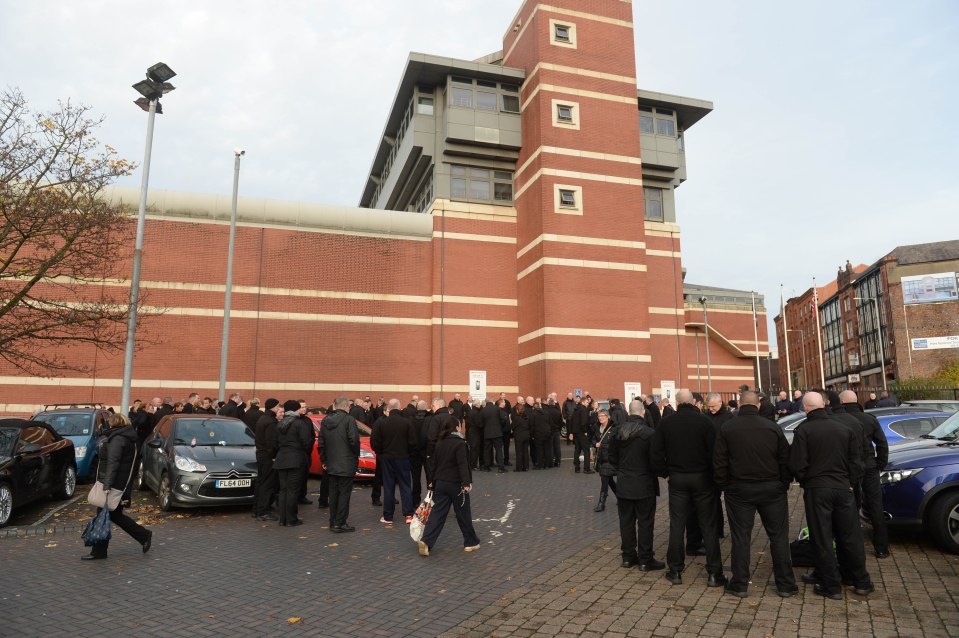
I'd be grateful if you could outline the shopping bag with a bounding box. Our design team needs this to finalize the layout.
[409,490,434,543]
[87,481,108,508]
[81,507,112,547]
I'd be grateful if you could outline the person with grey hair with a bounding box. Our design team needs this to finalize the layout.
[593,409,617,511]
[318,396,360,533]
[840,389,889,558]
[653,389,726,587]
[152,396,174,426]
[372,398,418,525]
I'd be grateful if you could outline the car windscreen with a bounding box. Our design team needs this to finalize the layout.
[0,428,17,456]
[926,411,959,440]
[33,413,94,437]
[173,419,254,446]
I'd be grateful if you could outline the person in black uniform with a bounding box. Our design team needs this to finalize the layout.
[499,397,513,467]
[789,392,873,599]
[481,399,506,472]
[545,398,564,467]
[568,397,593,473]
[318,397,360,532]
[511,399,531,472]
[448,393,465,423]
[295,400,315,505]
[467,399,484,470]
[593,409,618,512]
[652,389,726,587]
[840,390,889,558]
[274,400,313,527]
[530,398,552,470]
[714,391,797,598]
[409,400,431,505]
[253,398,281,521]
[609,400,662,570]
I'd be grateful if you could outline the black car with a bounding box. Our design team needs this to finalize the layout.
[0,419,78,527]
[138,415,258,511]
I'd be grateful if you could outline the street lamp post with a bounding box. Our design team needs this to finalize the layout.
[120,62,176,415]
[699,296,712,392]
[786,328,807,389]
[218,149,245,402]
[855,296,888,393]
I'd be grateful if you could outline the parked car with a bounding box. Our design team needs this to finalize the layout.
[0,419,77,527]
[31,408,112,480]
[881,410,959,554]
[138,415,257,511]
[307,415,376,480]
[782,409,951,445]
[902,400,959,414]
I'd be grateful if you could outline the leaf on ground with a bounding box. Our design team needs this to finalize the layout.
[545,527,556,532]
[327,543,339,547]
[44,543,58,548]
[568,588,576,593]
[288,617,301,624]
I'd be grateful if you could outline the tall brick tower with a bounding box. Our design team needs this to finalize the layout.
[504,1,652,396]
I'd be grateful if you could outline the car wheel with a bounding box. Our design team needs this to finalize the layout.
[158,473,173,512]
[928,491,959,555]
[53,464,77,500]
[0,483,12,528]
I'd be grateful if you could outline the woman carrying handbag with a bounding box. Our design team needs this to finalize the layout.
[82,414,153,560]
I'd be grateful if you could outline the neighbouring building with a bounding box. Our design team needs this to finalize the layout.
[0,0,770,414]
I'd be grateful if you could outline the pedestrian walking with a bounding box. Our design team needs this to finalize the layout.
[81,414,152,560]
[371,399,417,525]
[417,418,481,556]
[319,397,361,532]
[714,392,797,598]
[274,401,312,527]
[593,409,617,512]
[609,401,663,570]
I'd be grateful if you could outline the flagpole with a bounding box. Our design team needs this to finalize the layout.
[781,285,793,397]
[813,277,827,387]
[752,291,762,392]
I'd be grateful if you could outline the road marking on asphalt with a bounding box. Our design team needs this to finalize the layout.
[475,498,517,524]
[33,494,82,526]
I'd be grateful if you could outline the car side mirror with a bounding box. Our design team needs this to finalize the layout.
[148,439,163,448]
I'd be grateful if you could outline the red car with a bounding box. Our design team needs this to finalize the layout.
[307,415,376,480]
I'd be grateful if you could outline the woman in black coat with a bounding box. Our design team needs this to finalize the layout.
[511,402,531,471]
[593,410,618,512]
[273,401,313,527]
[418,419,481,556]
[83,414,152,560]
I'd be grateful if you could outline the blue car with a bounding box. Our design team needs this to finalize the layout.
[882,411,959,554]
[782,408,951,445]
[32,408,113,480]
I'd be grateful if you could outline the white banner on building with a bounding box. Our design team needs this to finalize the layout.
[902,272,959,305]
[912,335,959,351]
[469,370,487,400]
[660,380,676,408]
[624,382,643,405]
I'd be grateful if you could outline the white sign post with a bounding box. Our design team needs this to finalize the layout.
[660,380,676,409]
[469,370,487,401]
[624,382,643,405]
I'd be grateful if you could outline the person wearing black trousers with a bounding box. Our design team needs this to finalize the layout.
[82,414,152,560]
[511,399,531,472]
[593,410,617,511]
[418,418,481,556]
[545,397,563,467]
[530,398,552,469]
[568,397,593,473]
[295,401,315,505]
[318,397,361,532]
[467,399,484,470]
[274,401,313,527]
[840,390,890,558]
[481,399,506,472]
[608,401,662,571]
[253,399,281,521]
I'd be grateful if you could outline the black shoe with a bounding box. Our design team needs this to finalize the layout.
[298,498,313,505]
[723,586,747,598]
[801,572,819,584]
[777,587,799,598]
[813,584,842,600]
[583,469,594,474]
[142,530,153,554]
[853,583,875,596]
[287,519,304,527]
[337,524,356,533]
[81,554,107,561]
[371,499,383,506]
[707,573,727,588]
[498,468,508,473]
[686,546,707,556]
[621,559,638,568]
[593,501,606,512]
[256,514,279,521]
[638,559,665,572]
[574,467,581,473]
[665,571,682,585]
[317,500,329,509]
[875,550,890,559]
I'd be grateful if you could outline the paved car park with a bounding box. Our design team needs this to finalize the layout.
[2,459,958,637]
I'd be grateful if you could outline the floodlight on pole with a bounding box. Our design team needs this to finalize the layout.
[120,62,176,416]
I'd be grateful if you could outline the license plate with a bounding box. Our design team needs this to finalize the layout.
[215,479,251,488]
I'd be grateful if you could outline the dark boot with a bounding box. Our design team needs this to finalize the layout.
[593,493,607,512]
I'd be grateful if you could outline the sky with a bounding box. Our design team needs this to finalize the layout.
[3,1,958,347]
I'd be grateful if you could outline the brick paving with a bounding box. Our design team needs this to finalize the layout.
[2,458,958,637]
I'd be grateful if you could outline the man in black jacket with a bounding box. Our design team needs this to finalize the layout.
[545,397,564,468]
[789,392,872,599]
[467,399,484,469]
[609,401,664,571]
[643,395,662,428]
[152,396,174,426]
[840,390,889,558]
[705,393,733,430]
[318,397,360,532]
[371,399,418,524]
[568,399,592,473]
[402,395,419,419]
[295,400,316,505]
[242,398,263,431]
[652,389,726,587]
[714,392,796,598]
[409,400,431,505]
[481,399,506,472]
[220,393,245,420]
[181,392,199,414]
[253,399,281,521]
[448,393,465,422]
[530,398,551,470]
[608,398,628,427]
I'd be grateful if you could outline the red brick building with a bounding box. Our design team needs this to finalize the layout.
[0,0,769,414]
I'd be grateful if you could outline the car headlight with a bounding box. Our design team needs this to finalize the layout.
[360,449,375,459]
[880,468,923,485]
[74,446,87,459]
[174,455,207,472]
